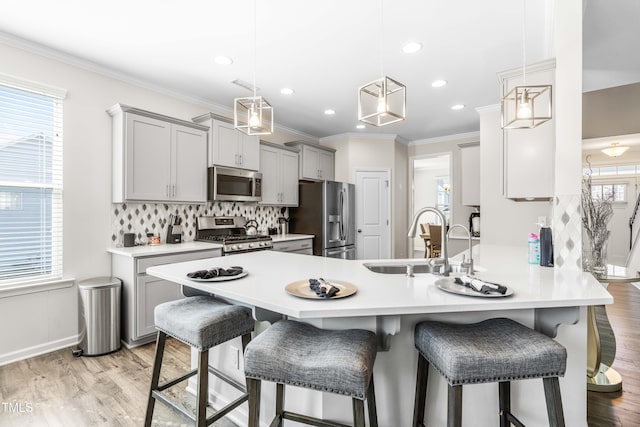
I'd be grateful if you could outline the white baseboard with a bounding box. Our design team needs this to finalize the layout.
[0,335,79,367]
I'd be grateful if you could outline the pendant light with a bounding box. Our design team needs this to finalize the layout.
[501,0,552,129]
[601,142,629,157]
[234,0,273,135]
[358,0,406,127]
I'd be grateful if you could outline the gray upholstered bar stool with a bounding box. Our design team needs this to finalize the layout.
[412,318,567,427]
[144,296,254,427]
[244,320,379,427]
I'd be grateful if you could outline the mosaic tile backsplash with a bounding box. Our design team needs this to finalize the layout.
[111,202,287,244]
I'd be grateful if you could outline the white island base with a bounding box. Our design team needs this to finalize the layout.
[146,246,610,427]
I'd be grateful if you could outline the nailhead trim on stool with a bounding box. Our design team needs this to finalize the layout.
[244,320,379,427]
[412,318,567,427]
[144,296,254,427]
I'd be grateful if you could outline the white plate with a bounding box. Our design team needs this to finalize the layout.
[285,279,358,299]
[435,277,513,298]
[187,271,248,282]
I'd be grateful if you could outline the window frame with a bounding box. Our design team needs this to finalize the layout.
[0,72,66,287]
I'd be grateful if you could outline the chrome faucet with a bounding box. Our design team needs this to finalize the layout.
[408,207,449,276]
[447,224,474,274]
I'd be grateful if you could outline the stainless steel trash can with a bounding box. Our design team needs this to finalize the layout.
[77,277,121,356]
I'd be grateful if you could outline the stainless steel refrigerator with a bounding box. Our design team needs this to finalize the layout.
[289,180,356,259]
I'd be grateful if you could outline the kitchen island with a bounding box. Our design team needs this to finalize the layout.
[147,245,612,427]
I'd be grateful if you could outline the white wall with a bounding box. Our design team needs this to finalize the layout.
[477,106,551,246]
[321,134,408,258]
[409,134,478,237]
[0,41,315,365]
[412,166,448,252]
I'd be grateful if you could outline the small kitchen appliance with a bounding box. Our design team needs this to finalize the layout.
[469,209,480,238]
[195,216,272,255]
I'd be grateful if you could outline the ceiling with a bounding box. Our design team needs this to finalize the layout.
[0,0,636,142]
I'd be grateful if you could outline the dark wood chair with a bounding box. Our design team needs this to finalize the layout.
[426,224,442,258]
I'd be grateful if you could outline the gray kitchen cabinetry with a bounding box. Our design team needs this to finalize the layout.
[272,238,314,255]
[498,60,555,200]
[111,248,222,347]
[259,142,299,206]
[459,142,480,206]
[109,104,208,203]
[285,141,335,181]
[193,113,260,171]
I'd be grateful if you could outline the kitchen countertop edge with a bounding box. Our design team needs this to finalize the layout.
[107,241,223,257]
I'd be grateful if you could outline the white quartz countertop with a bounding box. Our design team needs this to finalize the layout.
[270,234,315,242]
[107,241,223,257]
[146,244,612,319]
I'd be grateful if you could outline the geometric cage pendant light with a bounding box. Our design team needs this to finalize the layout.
[500,0,552,129]
[358,0,406,127]
[358,76,406,126]
[234,0,273,135]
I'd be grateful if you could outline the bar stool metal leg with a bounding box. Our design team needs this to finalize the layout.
[447,385,462,427]
[366,376,378,427]
[352,399,365,427]
[275,383,285,427]
[543,377,566,427]
[499,381,510,427]
[196,349,209,427]
[247,378,261,427]
[412,354,429,427]
[144,331,167,427]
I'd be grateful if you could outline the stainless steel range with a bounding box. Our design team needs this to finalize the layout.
[195,216,272,255]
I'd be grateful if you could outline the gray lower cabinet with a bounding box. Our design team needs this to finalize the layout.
[272,238,313,255]
[111,248,222,347]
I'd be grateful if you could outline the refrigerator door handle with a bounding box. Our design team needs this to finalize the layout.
[339,189,345,240]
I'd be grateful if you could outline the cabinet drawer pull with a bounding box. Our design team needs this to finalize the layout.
[166,184,169,197]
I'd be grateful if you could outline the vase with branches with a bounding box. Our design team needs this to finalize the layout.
[582,156,614,275]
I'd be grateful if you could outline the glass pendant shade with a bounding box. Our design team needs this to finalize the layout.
[358,76,406,127]
[234,95,273,135]
[501,85,552,129]
[601,142,629,157]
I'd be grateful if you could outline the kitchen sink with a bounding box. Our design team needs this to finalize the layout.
[363,260,483,275]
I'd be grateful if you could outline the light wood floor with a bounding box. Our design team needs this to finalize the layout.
[0,337,237,427]
[587,282,640,426]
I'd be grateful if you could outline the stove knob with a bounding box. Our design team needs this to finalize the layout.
[232,245,239,250]
[249,243,255,248]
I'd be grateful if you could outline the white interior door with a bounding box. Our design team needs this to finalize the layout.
[355,170,390,260]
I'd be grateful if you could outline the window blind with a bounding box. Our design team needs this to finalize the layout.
[0,80,63,284]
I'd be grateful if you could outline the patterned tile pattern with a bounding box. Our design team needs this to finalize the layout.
[111,202,287,244]
[553,194,582,271]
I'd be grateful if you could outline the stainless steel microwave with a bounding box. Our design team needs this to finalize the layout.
[208,166,262,202]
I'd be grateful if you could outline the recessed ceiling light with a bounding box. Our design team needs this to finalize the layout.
[280,88,294,95]
[451,104,465,110]
[214,56,233,65]
[402,42,422,54]
[324,109,336,115]
[356,124,365,129]
[432,80,447,88]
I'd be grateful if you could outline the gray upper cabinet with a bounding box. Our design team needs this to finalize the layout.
[193,113,260,171]
[459,142,480,206]
[284,141,335,181]
[109,104,208,203]
[259,142,299,206]
[498,60,555,200]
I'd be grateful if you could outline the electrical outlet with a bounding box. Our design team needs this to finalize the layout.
[229,346,240,370]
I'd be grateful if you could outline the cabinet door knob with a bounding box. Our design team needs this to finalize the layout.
[357,229,362,233]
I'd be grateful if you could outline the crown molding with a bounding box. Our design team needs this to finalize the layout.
[409,131,480,147]
[320,132,400,144]
[0,31,318,141]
